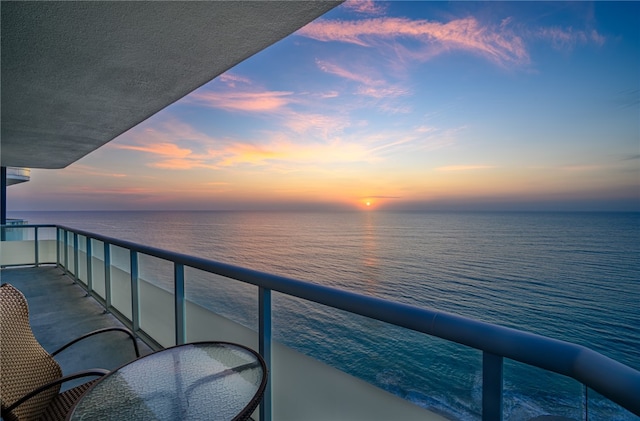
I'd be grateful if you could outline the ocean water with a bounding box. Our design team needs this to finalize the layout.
[11,210,640,420]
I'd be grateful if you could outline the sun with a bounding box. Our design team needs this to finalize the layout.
[366,201,371,207]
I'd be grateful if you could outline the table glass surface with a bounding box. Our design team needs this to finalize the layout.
[68,342,265,421]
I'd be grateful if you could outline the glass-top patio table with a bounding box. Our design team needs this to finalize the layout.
[67,342,267,421]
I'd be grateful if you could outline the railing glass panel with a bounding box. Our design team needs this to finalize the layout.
[66,231,75,276]
[184,267,259,347]
[77,234,88,285]
[271,292,483,419]
[138,253,175,348]
[109,244,132,319]
[38,227,57,263]
[90,239,106,299]
[586,387,638,421]
[57,228,64,265]
[503,360,583,420]
[0,226,35,265]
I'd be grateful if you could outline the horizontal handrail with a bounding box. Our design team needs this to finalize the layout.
[3,224,640,416]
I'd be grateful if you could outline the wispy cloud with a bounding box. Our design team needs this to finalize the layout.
[317,59,382,86]
[189,90,294,112]
[360,195,401,199]
[65,165,128,178]
[316,59,409,99]
[71,186,154,197]
[116,142,192,158]
[559,164,604,172]
[343,0,387,16]
[216,138,373,168]
[535,27,605,50]
[218,73,252,87]
[114,120,224,170]
[435,165,495,172]
[114,116,372,172]
[298,16,529,67]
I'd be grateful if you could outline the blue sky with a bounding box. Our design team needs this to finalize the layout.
[8,1,640,212]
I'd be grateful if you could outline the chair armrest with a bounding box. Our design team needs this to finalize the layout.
[2,369,108,415]
[51,327,140,358]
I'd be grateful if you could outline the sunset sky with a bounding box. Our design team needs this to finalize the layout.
[7,1,640,212]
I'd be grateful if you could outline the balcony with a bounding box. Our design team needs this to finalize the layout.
[5,167,30,186]
[2,224,639,421]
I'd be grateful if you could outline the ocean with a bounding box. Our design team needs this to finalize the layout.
[9,210,640,420]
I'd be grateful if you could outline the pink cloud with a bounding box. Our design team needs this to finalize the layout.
[316,59,382,86]
[356,85,409,99]
[218,73,252,87]
[316,60,408,98]
[343,0,386,16]
[298,16,529,67]
[116,142,192,158]
[189,90,294,112]
[216,138,373,168]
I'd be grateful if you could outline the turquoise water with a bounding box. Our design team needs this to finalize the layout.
[12,211,640,420]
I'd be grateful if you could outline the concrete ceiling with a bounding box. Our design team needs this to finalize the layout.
[1,1,342,169]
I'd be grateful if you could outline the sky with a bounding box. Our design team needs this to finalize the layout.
[7,1,640,212]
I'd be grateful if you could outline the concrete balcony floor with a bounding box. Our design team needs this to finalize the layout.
[1,265,153,390]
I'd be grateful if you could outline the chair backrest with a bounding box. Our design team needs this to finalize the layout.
[1,283,63,421]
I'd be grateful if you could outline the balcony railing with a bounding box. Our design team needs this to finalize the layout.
[2,224,639,421]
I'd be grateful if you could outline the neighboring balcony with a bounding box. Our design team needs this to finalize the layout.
[6,167,31,186]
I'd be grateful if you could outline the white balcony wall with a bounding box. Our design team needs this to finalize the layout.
[90,240,106,298]
[138,279,176,348]
[39,240,57,262]
[1,240,35,266]
[109,246,132,319]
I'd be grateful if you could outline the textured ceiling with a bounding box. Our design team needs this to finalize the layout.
[1,1,341,168]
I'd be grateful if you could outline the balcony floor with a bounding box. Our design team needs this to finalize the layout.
[1,265,153,389]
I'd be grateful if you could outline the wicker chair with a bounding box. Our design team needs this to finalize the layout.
[0,283,140,421]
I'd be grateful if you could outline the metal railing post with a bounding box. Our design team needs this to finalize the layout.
[56,228,61,268]
[104,242,112,311]
[73,233,79,282]
[482,351,503,421]
[34,226,39,266]
[259,287,272,421]
[131,250,140,332]
[63,229,69,273]
[86,237,93,292]
[174,263,186,346]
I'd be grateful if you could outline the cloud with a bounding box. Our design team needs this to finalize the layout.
[317,59,382,86]
[435,165,495,172]
[114,120,225,170]
[535,27,605,50]
[343,0,387,16]
[216,138,373,168]
[360,195,401,199]
[116,142,192,158]
[281,110,350,137]
[68,185,154,198]
[559,165,604,172]
[65,165,128,178]
[218,73,252,87]
[298,16,529,67]
[114,115,371,172]
[189,90,294,112]
[316,59,409,99]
